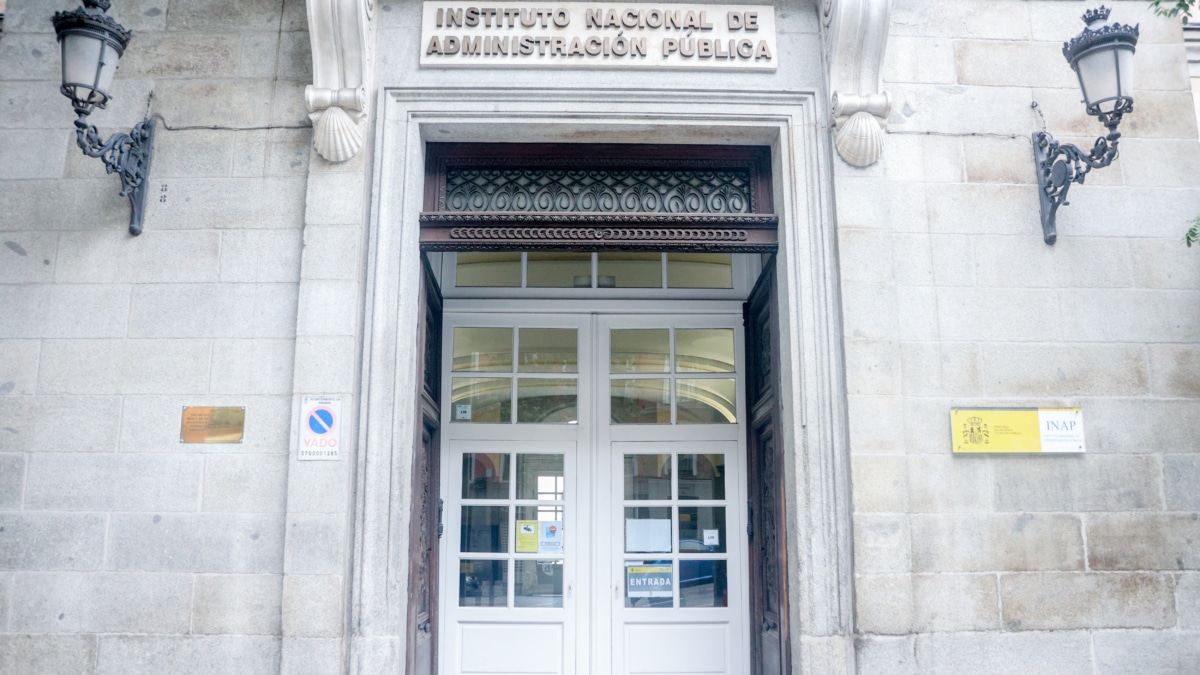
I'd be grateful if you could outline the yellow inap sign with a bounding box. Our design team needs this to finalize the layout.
[951,408,1085,454]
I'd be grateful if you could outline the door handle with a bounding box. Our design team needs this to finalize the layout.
[762,619,777,632]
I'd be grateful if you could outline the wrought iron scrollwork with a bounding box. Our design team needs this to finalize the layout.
[74,113,155,235]
[1032,123,1121,245]
[445,168,753,214]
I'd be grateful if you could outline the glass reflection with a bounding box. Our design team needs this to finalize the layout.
[515,560,563,607]
[675,329,736,373]
[517,378,578,424]
[677,454,725,500]
[678,506,726,553]
[610,329,669,373]
[624,454,671,500]
[459,559,508,607]
[598,252,663,288]
[452,327,513,372]
[676,378,737,424]
[680,560,727,608]
[516,454,565,501]
[462,453,510,499]
[451,377,512,424]
[457,252,521,288]
[517,505,564,522]
[611,379,671,424]
[527,251,591,288]
[667,253,733,289]
[518,328,578,373]
[461,505,509,553]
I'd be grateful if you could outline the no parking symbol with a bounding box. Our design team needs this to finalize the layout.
[299,396,342,461]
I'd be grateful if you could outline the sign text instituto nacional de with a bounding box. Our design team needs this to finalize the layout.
[421,2,778,68]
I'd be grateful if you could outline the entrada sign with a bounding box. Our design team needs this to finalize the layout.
[421,1,777,69]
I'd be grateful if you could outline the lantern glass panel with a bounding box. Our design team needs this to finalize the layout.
[61,33,119,106]
[1116,46,1134,98]
[1075,47,1120,111]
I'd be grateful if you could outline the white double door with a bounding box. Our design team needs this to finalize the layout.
[439,309,750,675]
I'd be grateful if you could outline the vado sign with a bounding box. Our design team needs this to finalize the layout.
[299,396,342,461]
[421,1,777,70]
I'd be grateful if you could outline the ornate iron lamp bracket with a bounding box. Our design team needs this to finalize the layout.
[74,114,155,235]
[1032,115,1121,245]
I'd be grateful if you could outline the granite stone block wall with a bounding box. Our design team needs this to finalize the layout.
[842,1,1200,671]
[0,1,312,672]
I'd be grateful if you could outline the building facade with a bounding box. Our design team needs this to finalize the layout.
[1,0,1199,673]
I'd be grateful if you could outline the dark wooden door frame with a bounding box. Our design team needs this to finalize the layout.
[744,255,791,675]
[406,255,444,675]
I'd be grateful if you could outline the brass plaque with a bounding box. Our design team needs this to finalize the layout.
[180,406,245,444]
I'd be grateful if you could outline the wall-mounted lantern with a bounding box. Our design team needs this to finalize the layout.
[52,0,154,235]
[1033,6,1138,245]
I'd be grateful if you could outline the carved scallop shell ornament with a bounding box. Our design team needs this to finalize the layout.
[310,105,365,163]
[835,110,885,168]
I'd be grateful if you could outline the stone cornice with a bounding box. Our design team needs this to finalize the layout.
[305,0,375,162]
[821,0,892,167]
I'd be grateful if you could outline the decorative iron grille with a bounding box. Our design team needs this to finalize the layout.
[444,168,754,214]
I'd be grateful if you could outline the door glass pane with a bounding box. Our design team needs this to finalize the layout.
[517,378,577,424]
[516,454,565,501]
[675,329,736,373]
[517,505,565,522]
[678,506,726,553]
[611,379,670,424]
[678,454,726,500]
[457,252,521,288]
[667,253,733,289]
[462,453,511,499]
[518,328,578,373]
[624,454,672,500]
[515,560,563,608]
[453,327,513,372]
[461,505,509,553]
[680,560,727,608]
[610,329,669,373]
[528,251,592,288]
[624,507,673,553]
[676,378,737,424]
[598,252,662,288]
[459,559,508,607]
[625,561,673,608]
[451,377,511,423]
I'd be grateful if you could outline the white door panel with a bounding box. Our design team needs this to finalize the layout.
[459,623,565,674]
[625,623,729,674]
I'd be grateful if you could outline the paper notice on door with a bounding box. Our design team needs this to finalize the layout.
[539,521,563,554]
[625,519,672,553]
[516,520,538,552]
[703,529,720,546]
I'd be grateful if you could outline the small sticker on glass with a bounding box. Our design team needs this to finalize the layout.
[703,529,720,546]
[456,404,472,420]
